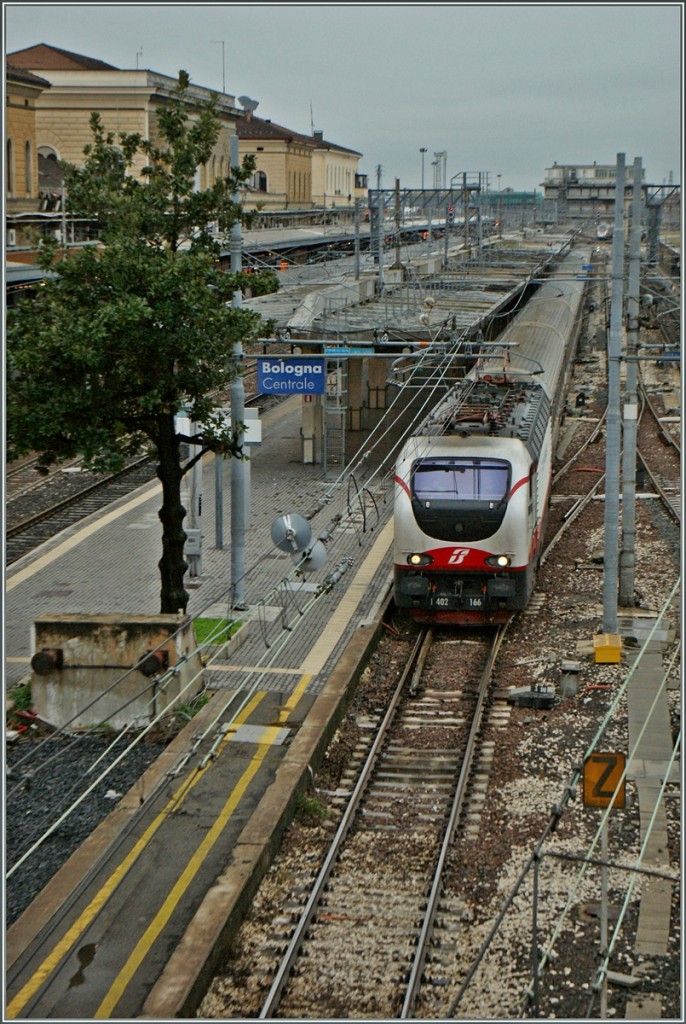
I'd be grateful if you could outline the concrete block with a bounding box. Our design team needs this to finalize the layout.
[30,614,203,730]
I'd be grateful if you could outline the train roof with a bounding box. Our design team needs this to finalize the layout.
[415,375,550,462]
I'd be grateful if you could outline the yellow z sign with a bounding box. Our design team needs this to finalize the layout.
[583,752,626,809]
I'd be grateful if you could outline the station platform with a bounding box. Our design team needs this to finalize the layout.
[5,395,396,694]
[5,395,400,1019]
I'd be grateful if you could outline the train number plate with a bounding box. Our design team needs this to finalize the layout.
[429,594,484,610]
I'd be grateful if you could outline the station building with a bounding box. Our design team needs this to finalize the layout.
[5,43,367,243]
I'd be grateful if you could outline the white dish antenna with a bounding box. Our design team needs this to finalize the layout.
[293,539,327,573]
[271,513,312,553]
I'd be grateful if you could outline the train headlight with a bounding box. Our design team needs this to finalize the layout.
[407,553,433,567]
[485,554,511,568]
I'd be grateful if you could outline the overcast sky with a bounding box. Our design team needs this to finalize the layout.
[4,2,683,191]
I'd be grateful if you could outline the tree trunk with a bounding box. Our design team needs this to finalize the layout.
[156,412,189,614]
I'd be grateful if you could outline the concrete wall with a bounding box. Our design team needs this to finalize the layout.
[31,614,203,730]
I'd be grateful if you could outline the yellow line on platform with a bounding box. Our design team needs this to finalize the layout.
[6,692,265,1020]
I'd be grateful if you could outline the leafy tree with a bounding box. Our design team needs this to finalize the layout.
[7,72,265,614]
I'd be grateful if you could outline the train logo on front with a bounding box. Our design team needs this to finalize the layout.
[448,548,470,565]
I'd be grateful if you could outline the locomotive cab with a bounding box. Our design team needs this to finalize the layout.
[394,436,540,624]
[410,457,511,542]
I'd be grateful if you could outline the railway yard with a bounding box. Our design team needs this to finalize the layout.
[4,226,681,1020]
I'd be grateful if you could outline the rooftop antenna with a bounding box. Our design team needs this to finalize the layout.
[135,47,143,69]
[310,100,314,135]
[210,39,225,93]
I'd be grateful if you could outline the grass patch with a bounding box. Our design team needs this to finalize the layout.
[193,617,240,646]
[175,691,211,724]
[295,791,330,822]
[9,682,32,712]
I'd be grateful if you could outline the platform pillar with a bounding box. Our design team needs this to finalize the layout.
[302,396,323,464]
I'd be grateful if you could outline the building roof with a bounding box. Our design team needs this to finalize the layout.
[235,114,316,146]
[312,130,361,158]
[6,62,52,89]
[7,43,119,71]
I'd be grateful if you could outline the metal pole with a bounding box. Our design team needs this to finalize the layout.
[463,172,469,251]
[394,178,401,269]
[376,165,384,293]
[187,424,202,577]
[602,153,626,633]
[214,452,223,549]
[532,854,541,1018]
[229,134,247,607]
[420,147,427,190]
[353,198,360,280]
[619,157,643,607]
[497,174,502,238]
[600,819,609,1017]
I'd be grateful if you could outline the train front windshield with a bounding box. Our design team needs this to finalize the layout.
[411,457,511,542]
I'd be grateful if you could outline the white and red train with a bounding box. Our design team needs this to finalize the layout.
[393,249,590,625]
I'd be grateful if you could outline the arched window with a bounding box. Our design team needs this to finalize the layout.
[38,145,59,160]
[7,138,14,195]
[25,140,33,193]
[254,170,267,192]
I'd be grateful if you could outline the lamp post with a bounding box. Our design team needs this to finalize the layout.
[497,173,502,238]
[419,147,427,189]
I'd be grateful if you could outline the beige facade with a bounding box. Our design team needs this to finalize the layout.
[6,65,50,217]
[7,47,241,188]
[311,130,362,208]
[237,115,364,211]
[237,115,314,211]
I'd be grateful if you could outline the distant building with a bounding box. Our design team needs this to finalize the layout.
[236,114,315,210]
[7,43,367,231]
[236,114,364,211]
[310,130,363,208]
[541,161,645,221]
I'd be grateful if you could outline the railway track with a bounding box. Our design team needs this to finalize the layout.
[5,382,269,568]
[5,455,159,565]
[206,624,509,1020]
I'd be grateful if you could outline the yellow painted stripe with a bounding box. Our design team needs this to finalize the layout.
[277,674,312,725]
[94,724,274,1018]
[6,692,265,1019]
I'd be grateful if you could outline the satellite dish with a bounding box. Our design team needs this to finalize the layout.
[293,540,327,573]
[423,296,435,308]
[419,313,430,325]
[271,513,312,553]
[238,95,259,113]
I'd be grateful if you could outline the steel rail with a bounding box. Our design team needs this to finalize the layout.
[6,454,156,540]
[258,626,431,1019]
[401,625,506,1019]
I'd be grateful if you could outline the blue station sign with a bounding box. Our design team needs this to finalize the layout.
[257,357,326,395]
